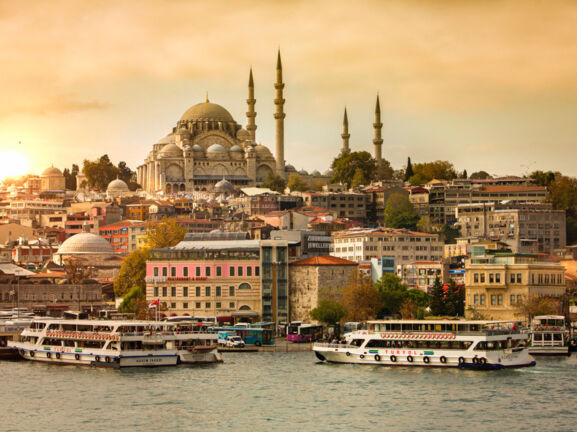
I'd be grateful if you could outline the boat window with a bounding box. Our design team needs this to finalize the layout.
[365,339,389,348]
[534,334,542,341]
[553,333,562,341]
[63,340,75,347]
[350,339,365,347]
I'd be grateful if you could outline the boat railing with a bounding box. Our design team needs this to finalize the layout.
[366,329,524,337]
[313,342,357,350]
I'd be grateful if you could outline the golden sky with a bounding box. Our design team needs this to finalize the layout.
[1,0,576,176]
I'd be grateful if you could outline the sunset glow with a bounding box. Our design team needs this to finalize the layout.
[0,150,30,181]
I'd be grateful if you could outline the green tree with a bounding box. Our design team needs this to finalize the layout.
[408,160,457,185]
[384,193,419,230]
[145,218,187,249]
[436,223,461,244]
[287,173,308,191]
[404,157,414,181]
[118,285,148,318]
[469,170,492,180]
[82,154,119,190]
[113,248,149,298]
[331,151,377,187]
[341,270,382,321]
[462,169,468,179]
[118,161,140,191]
[262,172,286,193]
[375,160,394,181]
[310,300,346,326]
[416,215,434,233]
[530,170,559,187]
[548,176,577,244]
[444,280,465,317]
[429,276,445,316]
[375,273,408,316]
[351,167,366,187]
[406,288,430,308]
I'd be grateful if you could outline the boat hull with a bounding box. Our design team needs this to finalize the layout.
[177,347,223,364]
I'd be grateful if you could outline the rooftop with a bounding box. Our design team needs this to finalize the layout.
[290,256,358,266]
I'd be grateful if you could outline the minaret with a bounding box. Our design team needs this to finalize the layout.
[274,50,286,177]
[341,107,350,154]
[246,68,257,141]
[373,94,383,163]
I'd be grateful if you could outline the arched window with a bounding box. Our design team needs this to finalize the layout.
[238,283,251,290]
[239,305,252,311]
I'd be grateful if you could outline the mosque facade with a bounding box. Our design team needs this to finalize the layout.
[137,53,287,194]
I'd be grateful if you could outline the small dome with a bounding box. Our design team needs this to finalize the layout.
[323,169,333,176]
[254,145,272,156]
[157,134,175,145]
[299,169,309,175]
[230,145,243,153]
[236,129,250,140]
[311,170,321,176]
[207,143,227,154]
[285,164,297,172]
[107,178,129,192]
[42,166,63,176]
[192,144,204,153]
[159,143,183,158]
[57,233,114,255]
[180,101,235,123]
[215,178,235,194]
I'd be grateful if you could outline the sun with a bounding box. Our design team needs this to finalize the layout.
[0,150,30,181]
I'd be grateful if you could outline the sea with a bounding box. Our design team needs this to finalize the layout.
[2,352,577,432]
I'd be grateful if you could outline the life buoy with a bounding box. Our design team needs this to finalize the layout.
[29,351,35,357]
[374,354,381,361]
[346,352,351,357]
[105,357,111,363]
[55,353,61,360]
[458,356,465,365]
[440,356,447,364]
[95,355,101,362]
[390,355,397,362]
[75,354,80,361]
[19,349,25,356]
[423,356,430,364]
[480,357,487,365]
[473,357,479,364]
[407,355,414,363]
[46,352,51,359]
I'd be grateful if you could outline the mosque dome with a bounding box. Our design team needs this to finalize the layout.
[230,145,243,153]
[214,178,235,194]
[311,170,321,176]
[159,143,183,158]
[254,145,272,156]
[236,129,250,141]
[57,233,114,256]
[106,178,129,193]
[299,169,309,175]
[192,144,204,153]
[42,166,63,176]
[157,134,175,145]
[207,143,227,154]
[285,164,297,173]
[180,101,235,123]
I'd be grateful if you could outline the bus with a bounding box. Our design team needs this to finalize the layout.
[286,322,324,343]
[213,326,275,346]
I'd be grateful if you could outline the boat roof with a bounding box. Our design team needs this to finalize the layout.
[366,320,518,325]
[29,319,172,326]
[532,315,565,320]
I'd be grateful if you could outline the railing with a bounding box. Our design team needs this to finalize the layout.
[313,342,357,350]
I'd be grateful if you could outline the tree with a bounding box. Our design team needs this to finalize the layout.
[384,193,419,230]
[331,151,377,187]
[429,276,445,316]
[351,168,366,188]
[515,295,560,323]
[404,157,414,181]
[462,169,468,179]
[145,218,187,249]
[375,273,408,317]
[82,154,119,190]
[408,160,457,185]
[548,176,577,244]
[310,300,346,326]
[287,173,308,191]
[341,270,382,321]
[118,285,149,318]
[436,223,461,244]
[262,172,286,193]
[469,170,492,180]
[113,248,149,298]
[444,280,465,317]
[416,216,434,233]
[118,161,139,191]
[530,170,559,187]
[375,160,394,181]
[63,257,93,284]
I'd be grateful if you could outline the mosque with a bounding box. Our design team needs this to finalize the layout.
[136,52,385,194]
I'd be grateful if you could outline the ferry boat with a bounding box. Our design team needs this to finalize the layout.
[0,321,29,360]
[170,320,223,364]
[528,315,570,356]
[313,320,535,369]
[9,319,182,368]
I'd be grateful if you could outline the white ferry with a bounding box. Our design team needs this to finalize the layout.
[313,320,535,369]
[528,315,570,356]
[170,319,223,364]
[9,319,181,368]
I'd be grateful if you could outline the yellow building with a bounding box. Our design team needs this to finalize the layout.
[465,251,565,323]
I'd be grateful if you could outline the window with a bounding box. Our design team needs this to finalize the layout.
[162,286,167,297]
[517,273,522,283]
[238,283,251,290]
[196,267,201,277]
[510,295,515,305]
[495,273,501,283]
[474,273,479,283]
[196,286,201,297]
[247,266,252,276]
[171,286,176,297]
[230,267,235,277]
[480,294,485,305]
[474,294,479,305]
[171,267,176,277]
[255,266,260,276]
[229,302,235,308]
[480,274,485,283]
[216,302,222,309]
[154,287,158,297]
[510,273,515,284]
[517,294,522,303]
[491,295,496,306]
[497,295,502,305]
[205,286,211,296]
[205,302,211,308]
[489,274,494,283]
[229,286,235,296]
[183,267,188,277]
[171,302,176,308]
[195,302,201,309]
[162,267,167,277]
[238,266,243,277]
[206,267,211,277]
[183,302,188,309]
[216,286,221,297]
[183,287,188,297]
[154,267,159,277]
[216,266,222,277]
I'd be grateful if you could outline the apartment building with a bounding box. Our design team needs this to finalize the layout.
[300,191,367,222]
[331,227,444,266]
[98,220,147,254]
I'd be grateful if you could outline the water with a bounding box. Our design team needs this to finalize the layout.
[2,352,577,432]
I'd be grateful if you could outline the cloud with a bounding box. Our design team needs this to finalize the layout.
[0,94,109,119]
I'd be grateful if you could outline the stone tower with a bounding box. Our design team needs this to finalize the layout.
[341,107,350,154]
[373,94,383,163]
[246,67,257,141]
[274,50,286,177]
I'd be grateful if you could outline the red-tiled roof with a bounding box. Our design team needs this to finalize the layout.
[290,256,358,266]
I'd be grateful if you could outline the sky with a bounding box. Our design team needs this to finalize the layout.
[1,0,577,178]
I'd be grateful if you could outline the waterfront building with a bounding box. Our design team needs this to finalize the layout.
[288,256,358,322]
[397,260,449,292]
[11,240,58,266]
[331,227,444,266]
[298,191,367,222]
[465,249,566,322]
[456,202,566,254]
